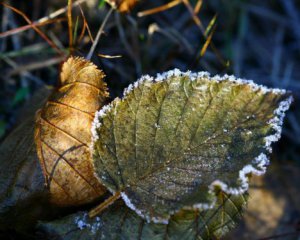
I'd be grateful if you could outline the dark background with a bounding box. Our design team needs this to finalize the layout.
[0,0,299,239]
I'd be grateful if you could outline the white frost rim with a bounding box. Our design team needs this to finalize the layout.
[91,69,293,224]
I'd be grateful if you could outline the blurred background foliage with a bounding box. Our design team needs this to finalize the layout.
[0,0,299,239]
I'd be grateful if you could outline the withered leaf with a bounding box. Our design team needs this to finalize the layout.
[92,70,292,223]
[0,87,59,232]
[35,57,109,206]
[106,0,139,13]
[39,191,248,240]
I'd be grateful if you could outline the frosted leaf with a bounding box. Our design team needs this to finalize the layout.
[92,69,292,223]
[73,213,102,234]
[39,192,248,240]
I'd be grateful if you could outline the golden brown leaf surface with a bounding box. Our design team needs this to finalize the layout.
[35,57,109,206]
[106,0,139,13]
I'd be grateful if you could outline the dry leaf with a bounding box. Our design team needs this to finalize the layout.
[35,57,109,206]
[106,0,139,13]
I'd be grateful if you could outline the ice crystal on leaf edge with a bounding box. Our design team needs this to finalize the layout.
[91,69,293,224]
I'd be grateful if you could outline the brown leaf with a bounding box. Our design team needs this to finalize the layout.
[35,57,109,206]
[106,0,139,13]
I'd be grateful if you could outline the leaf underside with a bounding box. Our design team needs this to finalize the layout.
[92,72,291,222]
[39,192,247,240]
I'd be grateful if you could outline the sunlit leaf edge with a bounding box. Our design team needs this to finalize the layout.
[91,69,293,223]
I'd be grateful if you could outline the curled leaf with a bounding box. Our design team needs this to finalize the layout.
[92,70,292,223]
[106,0,139,13]
[39,191,248,240]
[35,57,109,206]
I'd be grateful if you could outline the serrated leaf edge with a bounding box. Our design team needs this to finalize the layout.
[91,69,293,224]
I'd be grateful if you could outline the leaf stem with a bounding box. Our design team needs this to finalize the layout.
[89,191,121,218]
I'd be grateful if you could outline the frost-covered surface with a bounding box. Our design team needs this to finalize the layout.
[209,153,270,196]
[121,192,169,224]
[91,69,293,224]
[74,213,102,234]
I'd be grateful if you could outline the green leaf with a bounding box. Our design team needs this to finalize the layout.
[39,192,248,240]
[92,70,292,223]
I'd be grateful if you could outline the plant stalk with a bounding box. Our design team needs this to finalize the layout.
[89,191,121,218]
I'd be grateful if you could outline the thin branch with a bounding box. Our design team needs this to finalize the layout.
[0,18,66,38]
[68,0,74,54]
[7,56,65,76]
[89,192,121,218]
[1,2,64,56]
[0,0,89,38]
[138,0,182,17]
[86,7,114,60]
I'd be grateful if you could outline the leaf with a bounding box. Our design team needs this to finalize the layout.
[106,0,139,13]
[92,70,292,223]
[39,191,248,240]
[0,87,59,232]
[35,57,109,206]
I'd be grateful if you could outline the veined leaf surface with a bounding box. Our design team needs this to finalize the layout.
[92,70,292,223]
[35,57,109,206]
[39,192,247,240]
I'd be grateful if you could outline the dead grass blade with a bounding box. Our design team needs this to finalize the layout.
[138,0,182,17]
[0,18,66,38]
[194,0,203,14]
[68,0,74,54]
[78,4,94,44]
[98,53,122,58]
[200,24,216,57]
[86,7,114,60]
[1,2,64,56]
[7,56,65,76]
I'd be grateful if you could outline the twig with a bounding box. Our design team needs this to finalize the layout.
[0,0,89,38]
[98,53,122,59]
[0,18,66,38]
[68,0,74,54]
[86,7,114,60]
[138,0,182,17]
[89,192,121,218]
[7,56,65,76]
[194,0,203,14]
[78,4,94,44]
[1,2,64,56]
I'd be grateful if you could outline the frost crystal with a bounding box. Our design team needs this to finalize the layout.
[91,102,115,150]
[91,69,293,223]
[121,192,169,224]
[264,95,293,152]
[75,213,102,234]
